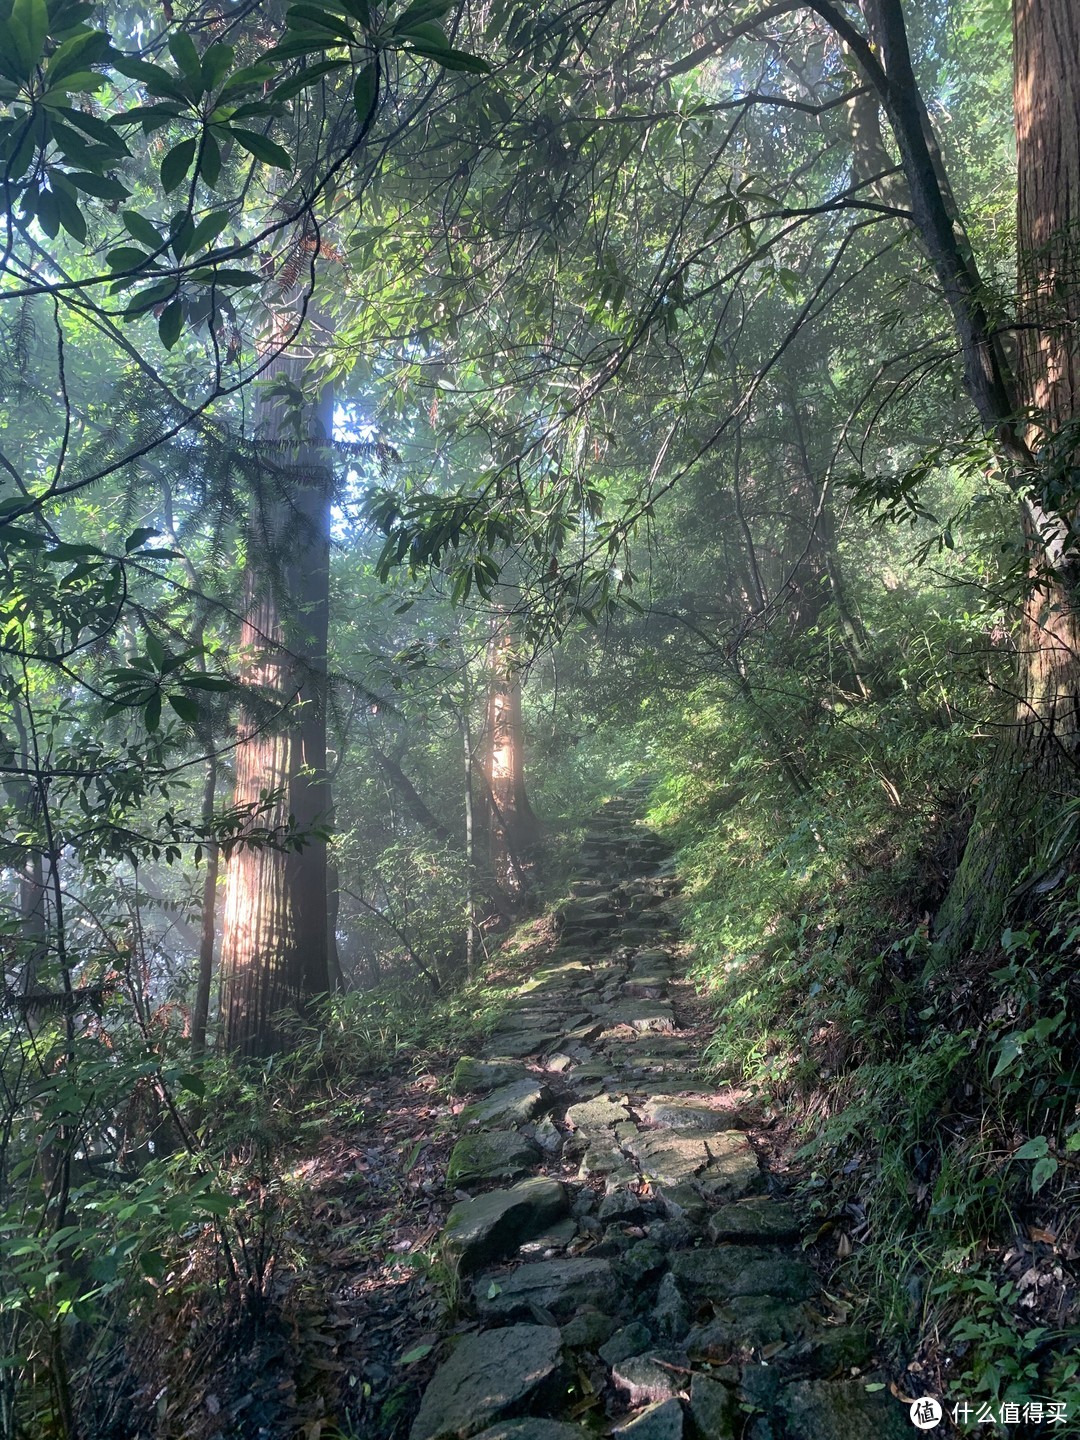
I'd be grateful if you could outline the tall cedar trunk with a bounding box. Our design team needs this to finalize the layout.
[1014,0,1080,767]
[218,344,333,1057]
[481,625,539,897]
[190,751,218,1054]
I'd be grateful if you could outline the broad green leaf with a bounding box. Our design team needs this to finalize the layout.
[201,129,222,188]
[285,4,356,41]
[167,33,203,92]
[200,42,235,93]
[160,135,197,193]
[53,183,86,241]
[143,691,162,732]
[269,58,347,102]
[65,170,129,200]
[229,127,292,170]
[405,43,490,73]
[125,527,159,552]
[107,245,152,271]
[158,299,183,349]
[122,210,163,249]
[219,61,276,96]
[110,54,192,103]
[1031,1156,1058,1194]
[11,0,49,73]
[45,28,111,85]
[1013,1136,1049,1161]
[187,209,231,253]
[353,61,377,121]
[167,692,200,724]
[183,673,235,691]
[35,186,60,239]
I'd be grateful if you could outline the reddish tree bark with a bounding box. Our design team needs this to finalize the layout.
[218,344,333,1057]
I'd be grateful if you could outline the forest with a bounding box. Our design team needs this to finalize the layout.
[0,0,1077,1436]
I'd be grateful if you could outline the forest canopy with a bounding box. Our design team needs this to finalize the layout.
[0,0,1078,1436]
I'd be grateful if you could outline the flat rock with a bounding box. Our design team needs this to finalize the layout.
[706,1197,800,1244]
[612,1397,684,1439]
[776,1378,910,1440]
[688,1375,738,1439]
[461,1079,551,1129]
[622,1132,710,1185]
[611,1354,684,1407]
[670,1247,818,1304]
[476,1257,619,1321]
[687,1298,819,1355]
[519,1217,577,1257]
[444,1178,567,1272]
[599,1320,653,1366]
[605,1000,675,1034]
[446,1132,539,1188]
[695,1132,766,1201]
[566,1094,631,1137]
[483,1031,561,1060]
[560,1308,618,1348]
[409,1325,563,1440]
[641,1099,738,1134]
[452,1057,530,1096]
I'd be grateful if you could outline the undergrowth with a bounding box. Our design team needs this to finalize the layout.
[648,673,1080,1434]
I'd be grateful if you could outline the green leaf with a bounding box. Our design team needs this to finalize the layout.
[405,43,490,73]
[109,102,185,130]
[187,208,231,254]
[161,136,197,192]
[200,42,235,93]
[183,673,235,691]
[339,0,371,24]
[201,129,222,188]
[53,183,86,241]
[171,210,195,259]
[269,58,347,102]
[219,61,276,96]
[12,0,49,72]
[285,4,356,41]
[35,187,60,239]
[143,691,162,732]
[167,692,200,724]
[1013,1136,1049,1161]
[45,28,111,85]
[167,33,203,92]
[110,55,192,103]
[1031,1156,1058,1194]
[107,245,153,271]
[145,629,166,670]
[399,1343,434,1365]
[122,209,163,249]
[175,1072,205,1098]
[194,1192,232,1217]
[398,20,448,46]
[229,126,293,169]
[353,61,377,121]
[125,527,159,552]
[65,170,129,200]
[158,299,183,349]
[391,0,452,31]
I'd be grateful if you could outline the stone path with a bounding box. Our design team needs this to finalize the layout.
[410,793,909,1440]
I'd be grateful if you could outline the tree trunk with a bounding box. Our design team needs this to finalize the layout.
[481,623,539,897]
[190,752,218,1054]
[218,342,334,1057]
[1013,0,1080,768]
